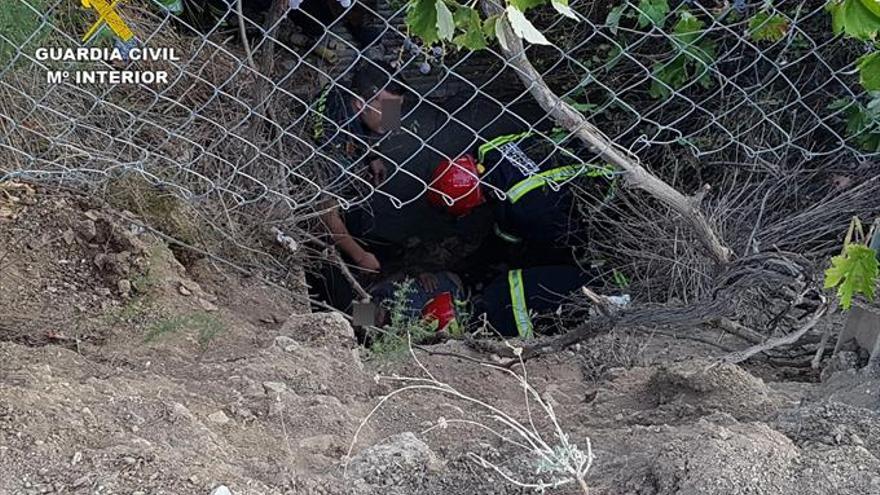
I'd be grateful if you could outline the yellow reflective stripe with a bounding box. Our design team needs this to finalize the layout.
[494,223,522,244]
[477,132,533,163]
[506,164,615,204]
[508,269,534,339]
[313,86,331,140]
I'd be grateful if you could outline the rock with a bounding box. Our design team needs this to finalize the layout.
[178,284,192,296]
[198,298,218,312]
[207,411,231,425]
[62,229,75,245]
[263,381,287,395]
[117,279,132,297]
[279,312,356,348]
[71,451,82,466]
[75,219,97,241]
[93,253,108,269]
[171,402,196,422]
[210,485,232,495]
[346,432,443,482]
[274,336,299,351]
[96,287,112,297]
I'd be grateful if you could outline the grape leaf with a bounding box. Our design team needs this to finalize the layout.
[650,55,686,98]
[748,11,789,42]
[552,0,579,20]
[509,0,547,13]
[506,5,551,45]
[483,15,498,40]
[857,51,880,90]
[606,5,626,34]
[672,11,704,45]
[436,0,455,41]
[453,6,487,50]
[407,0,440,44]
[825,243,879,309]
[637,0,669,28]
[828,0,880,41]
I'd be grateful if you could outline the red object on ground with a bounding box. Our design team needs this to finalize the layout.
[427,154,485,217]
[422,291,456,330]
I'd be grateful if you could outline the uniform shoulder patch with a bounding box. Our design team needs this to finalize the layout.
[498,142,540,176]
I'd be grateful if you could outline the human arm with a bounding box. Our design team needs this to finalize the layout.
[321,205,381,273]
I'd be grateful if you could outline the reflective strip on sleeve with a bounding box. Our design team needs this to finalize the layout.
[478,131,533,163]
[506,164,615,204]
[494,223,523,244]
[312,86,331,141]
[507,269,534,339]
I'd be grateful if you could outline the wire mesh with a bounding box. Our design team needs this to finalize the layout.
[0,0,875,260]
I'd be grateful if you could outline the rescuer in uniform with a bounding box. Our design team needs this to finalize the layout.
[427,132,616,267]
[314,61,406,273]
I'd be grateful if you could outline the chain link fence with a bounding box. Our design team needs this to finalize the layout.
[0,0,876,285]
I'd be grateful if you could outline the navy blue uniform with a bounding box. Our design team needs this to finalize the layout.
[479,135,613,246]
[474,266,596,338]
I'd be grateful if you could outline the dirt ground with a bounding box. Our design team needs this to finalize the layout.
[1,186,879,495]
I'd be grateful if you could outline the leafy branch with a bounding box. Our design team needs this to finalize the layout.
[824,217,880,310]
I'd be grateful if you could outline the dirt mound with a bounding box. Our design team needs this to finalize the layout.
[0,186,151,346]
[579,359,779,429]
[648,360,780,420]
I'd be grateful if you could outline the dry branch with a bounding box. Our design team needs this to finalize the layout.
[481,0,731,267]
[714,293,827,366]
[472,252,816,367]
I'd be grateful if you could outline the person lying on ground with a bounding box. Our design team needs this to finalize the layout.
[369,271,465,332]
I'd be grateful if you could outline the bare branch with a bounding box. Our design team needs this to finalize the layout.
[480,1,731,266]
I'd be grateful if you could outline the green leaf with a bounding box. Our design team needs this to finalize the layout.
[672,11,704,45]
[407,0,440,44]
[637,0,669,28]
[154,0,184,14]
[509,0,546,13]
[748,11,789,42]
[453,6,488,50]
[506,5,551,45]
[857,51,880,90]
[606,5,626,34]
[650,55,687,98]
[827,0,880,41]
[563,97,597,112]
[824,244,879,309]
[436,0,455,41]
[483,15,498,39]
[552,0,579,20]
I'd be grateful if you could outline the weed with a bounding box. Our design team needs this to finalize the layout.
[0,1,48,66]
[368,278,438,357]
[579,329,649,382]
[196,317,225,349]
[143,311,224,345]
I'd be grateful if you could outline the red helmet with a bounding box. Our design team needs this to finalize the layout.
[427,154,485,217]
[422,292,456,331]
